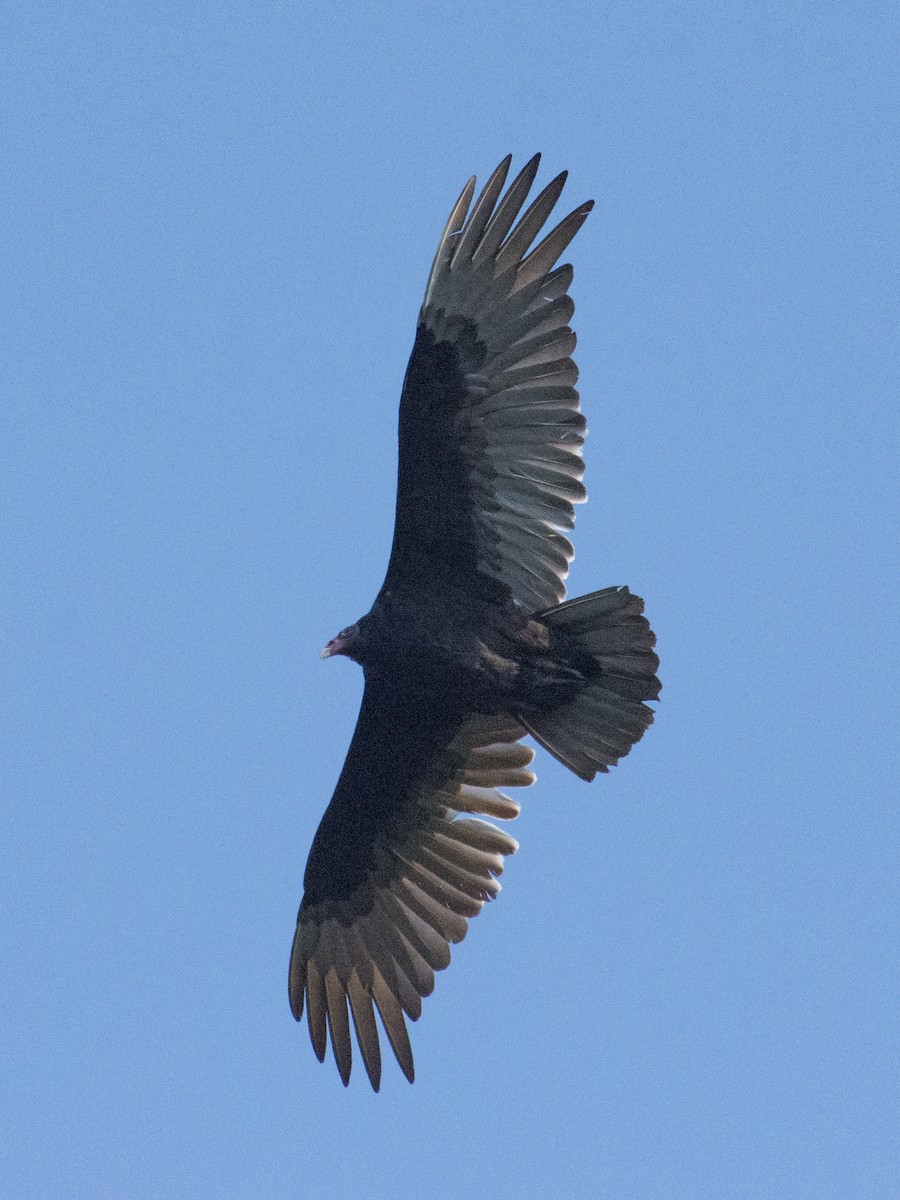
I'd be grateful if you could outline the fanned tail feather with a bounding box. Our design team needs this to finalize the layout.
[519,586,660,781]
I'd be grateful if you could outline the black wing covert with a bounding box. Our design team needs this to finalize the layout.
[289,675,535,1090]
[383,155,594,611]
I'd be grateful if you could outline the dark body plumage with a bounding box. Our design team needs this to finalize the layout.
[290,156,660,1090]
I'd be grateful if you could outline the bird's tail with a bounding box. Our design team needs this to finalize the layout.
[517,586,660,781]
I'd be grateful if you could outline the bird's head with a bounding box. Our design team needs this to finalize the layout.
[320,621,364,663]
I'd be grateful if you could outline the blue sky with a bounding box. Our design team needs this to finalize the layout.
[2,2,897,1197]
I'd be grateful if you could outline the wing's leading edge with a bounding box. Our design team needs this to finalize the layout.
[384,154,593,610]
[290,680,534,1090]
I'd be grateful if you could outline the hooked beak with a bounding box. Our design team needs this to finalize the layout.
[320,635,347,659]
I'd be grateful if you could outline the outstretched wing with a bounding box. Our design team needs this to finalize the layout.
[383,154,593,611]
[289,677,535,1090]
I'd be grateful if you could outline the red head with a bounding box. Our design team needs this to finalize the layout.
[320,623,360,660]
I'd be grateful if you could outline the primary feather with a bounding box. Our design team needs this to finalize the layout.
[290,156,660,1089]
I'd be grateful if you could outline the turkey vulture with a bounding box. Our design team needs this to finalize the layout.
[289,155,660,1090]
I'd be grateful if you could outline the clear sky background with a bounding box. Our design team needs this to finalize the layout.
[2,3,897,1198]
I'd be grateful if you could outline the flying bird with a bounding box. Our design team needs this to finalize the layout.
[289,155,660,1090]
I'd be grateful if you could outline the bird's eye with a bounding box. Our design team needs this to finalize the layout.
[339,625,357,640]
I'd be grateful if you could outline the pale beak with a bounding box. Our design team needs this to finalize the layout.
[321,635,344,659]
